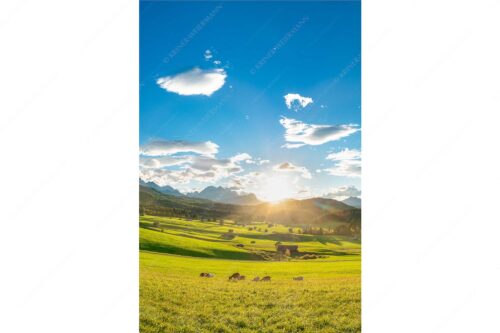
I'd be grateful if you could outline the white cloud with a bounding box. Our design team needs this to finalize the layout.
[231,153,252,163]
[139,168,192,186]
[281,143,306,149]
[280,117,359,147]
[324,148,361,178]
[326,148,361,161]
[226,172,262,190]
[273,162,312,179]
[324,159,361,178]
[204,49,213,60]
[139,141,261,187]
[284,93,313,111]
[140,140,218,157]
[233,155,269,165]
[226,154,270,166]
[189,155,243,175]
[140,139,272,193]
[324,185,361,199]
[139,155,191,168]
[140,159,243,186]
[156,67,226,96]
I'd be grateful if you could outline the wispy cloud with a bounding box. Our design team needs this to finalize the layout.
[139,155,191,168]
[226,172,262,190]
[281,143,306,149]
[140,140,219,157]
[324,159,361,178]
[326,148,361,161]
[204,49,213,60]
[280,117,359,147]
[284,93,313,111]
[231,153,252,163]
[273,162,312,179]
[139,140,262,186]
[324,185,361,199]
[157,67,227,96]
[140,154,248,185]
[324,148,361,178]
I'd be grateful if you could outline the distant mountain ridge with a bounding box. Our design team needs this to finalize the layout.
[342,196,361,208]
[140,185,361,227]
[139,180,262,205]
[187,186,262,206]
[139,179,183,197]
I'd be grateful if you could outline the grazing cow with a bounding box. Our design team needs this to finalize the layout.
[252,277,260,282]
[200,273,207,277]
[238,275,246,280]
[293,276,304,281]
[206,273,215,278]
[229,272,241,281]
[261,276,271,282]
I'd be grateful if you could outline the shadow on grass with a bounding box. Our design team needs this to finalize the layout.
[139,240,262,261]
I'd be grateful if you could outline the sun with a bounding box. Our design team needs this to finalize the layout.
[258,175,295,203]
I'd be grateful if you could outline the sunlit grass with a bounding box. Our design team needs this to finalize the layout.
[140,252,361,333]
[139,216,361,332]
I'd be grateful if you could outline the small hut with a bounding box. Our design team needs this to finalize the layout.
[276,244,299,255]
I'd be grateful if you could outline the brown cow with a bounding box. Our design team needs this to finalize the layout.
[200,273,207,277]
[238,275,246,280]
[228,272,240,281]
[261,276,271,282]
[252,276,260,282]
[293,276,304,281]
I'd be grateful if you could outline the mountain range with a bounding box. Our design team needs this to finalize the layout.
[140,180,261,205]
[342,196,362,208]
[140,184,361,227]
[140,180,361,209]
[187,186,262,205]
[139,179,183,196]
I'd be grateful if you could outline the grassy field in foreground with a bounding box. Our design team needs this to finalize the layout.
[140,216,361,332]
[140,252,360,333]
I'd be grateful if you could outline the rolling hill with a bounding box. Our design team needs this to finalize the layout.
[140,185,361,227]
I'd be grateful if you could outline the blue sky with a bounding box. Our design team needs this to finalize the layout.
[140,1,361,201]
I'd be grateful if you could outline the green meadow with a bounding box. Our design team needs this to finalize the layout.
[140,216,361,332]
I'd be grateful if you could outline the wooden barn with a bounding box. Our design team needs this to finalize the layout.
[276,244,299,255]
